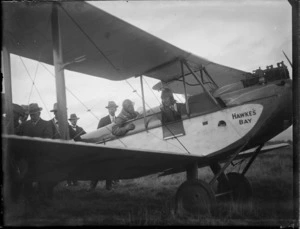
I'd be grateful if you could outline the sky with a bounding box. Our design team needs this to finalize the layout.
[6,0,292,140]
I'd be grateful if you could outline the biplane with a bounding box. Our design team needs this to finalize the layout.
[2,1,292,215]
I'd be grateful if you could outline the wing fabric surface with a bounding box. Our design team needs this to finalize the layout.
[3,1,250,93]
[3,135,204,182]
[3,134,289,181]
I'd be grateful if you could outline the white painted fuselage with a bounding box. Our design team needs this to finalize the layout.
[87,103,263,157]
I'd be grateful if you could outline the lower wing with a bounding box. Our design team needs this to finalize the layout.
[3,135,289,182]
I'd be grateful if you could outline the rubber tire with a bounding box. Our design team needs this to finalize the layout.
[175,180,216,216]
[217,172,253,203]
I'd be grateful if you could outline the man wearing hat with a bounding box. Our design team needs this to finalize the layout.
[49,103,77,140]
[20,105,29,124]
[66,113,86,187]
[49,102,61,139]
[90,101,119,191]
[97,101,118,129]
[2,95,26,133]
[12,103,25,133]
[18,103,53,138]
[68,113,86,138]
[17,103,53,200]
[160,88,185,124]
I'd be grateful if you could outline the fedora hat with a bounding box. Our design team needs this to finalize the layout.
[50,103,58,112]
[21,105,29,114]
[28,103,43,114]
[13,104,25,116]
[68,113,80,120]
[105,101,118,109]
[161,88,173,99]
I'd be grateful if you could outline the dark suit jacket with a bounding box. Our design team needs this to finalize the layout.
[49,118,77,140]
[97,115,112,129]
[160,103,185,124]
[69,125,86,138]
[18,118,53,139]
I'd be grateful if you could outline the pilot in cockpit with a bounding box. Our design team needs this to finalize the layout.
[160,88,185,124]
[111,99,140,136]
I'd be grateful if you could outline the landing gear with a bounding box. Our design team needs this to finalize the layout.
[175,162,216,215]
[174,143,260,216]
[217,172,252,202]
[175,180,216,215]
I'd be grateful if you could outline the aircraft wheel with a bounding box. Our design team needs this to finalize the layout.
[175,180,216,216]
[217,172,252,203]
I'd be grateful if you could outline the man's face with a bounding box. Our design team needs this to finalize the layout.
[30,112,40,122]
[162,96,172,107]
[70,119,77,126]
[108,107,117,116]
[21,113,29,123]
[125,103,135,114]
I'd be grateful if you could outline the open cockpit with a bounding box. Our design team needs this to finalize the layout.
[81,60,291,145]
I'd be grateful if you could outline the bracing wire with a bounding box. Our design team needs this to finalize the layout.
[20,58,61,136]
[125,80,153,111]
[59,4,119,72]
[27,13,51,105]
[29,3,189,151]
[19,57,52,119]
[27,61,40,104]
[64,88,100,121]
[40,63,100,121]
[174,93,184,103]
[40,63,127,147]
[143,77,161,105]
[146,130,190,152]
[125,79,191,154]
[41,6,130,147]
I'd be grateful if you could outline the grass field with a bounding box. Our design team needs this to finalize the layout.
[4,143,295,226]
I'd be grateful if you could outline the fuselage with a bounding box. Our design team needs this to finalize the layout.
[81,65,292,159]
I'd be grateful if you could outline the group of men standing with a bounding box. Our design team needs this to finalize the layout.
[10,99,132,199]
[8,87,182,200]
[10,102,87,200]
[15,102,86,141]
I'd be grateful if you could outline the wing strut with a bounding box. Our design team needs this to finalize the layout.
[52,2,69,140]
[182,60,220,107]
[2,46,14,134]
[241,144,264,175]
[202,67,218,88]
[2,40,14,208]
[181,61,190,116]
[140,75,148,130]
[209,141,248,186]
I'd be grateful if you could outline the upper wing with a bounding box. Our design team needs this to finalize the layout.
[3,1,250,90]
[3,135,205,182]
